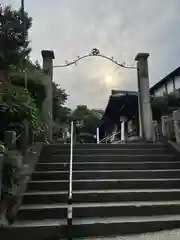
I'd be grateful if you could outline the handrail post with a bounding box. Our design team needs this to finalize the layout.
[67,121,74,240]
[96,127,100,144]
[121,121,125,143]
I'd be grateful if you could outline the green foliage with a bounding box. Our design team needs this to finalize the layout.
[72,105,90,121]
[55,106,71,123]
[52,82,71,124]
[0,85,31,121]
[0,5,32,69]
[0,4,46,110]
[71,105,102,135]
[0,4,73,143]
[0,4,47,142]
[9,66,46,110]
[83,112,101,134]
[53,83,68,106]
[0,84,40,133]
[52,83,71,139]
[0,6,32,66]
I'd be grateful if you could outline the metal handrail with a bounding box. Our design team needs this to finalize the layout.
[67,121,74,238]
[96,127,100,144]
[99,130,121,143]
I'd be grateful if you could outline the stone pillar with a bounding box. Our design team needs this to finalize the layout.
[135,53,153,141]
[152,120,160,142]
[124,121,128,141]
[173,110,180,145]
[162,115,172,140]
[137,90,142,138]
[41,50,55,143]
[161,116,168,137]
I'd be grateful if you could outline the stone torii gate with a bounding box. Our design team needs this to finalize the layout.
[41,49,153,142]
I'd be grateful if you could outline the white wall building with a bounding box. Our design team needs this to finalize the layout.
[150,66,180,96]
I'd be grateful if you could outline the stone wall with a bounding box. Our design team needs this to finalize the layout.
[161,110,180,145]
[0,131,42,226]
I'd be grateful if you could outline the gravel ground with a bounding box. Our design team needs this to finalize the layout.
[79,229,180,239]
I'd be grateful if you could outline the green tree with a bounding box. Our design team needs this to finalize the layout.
[9,64,46,110]
[0,4,46,143]
[51,83,71,139]
[0,4,73,143]
[71,105,102,135]
[52,82,71,123]
[91,109,104,119]
[0,4,46,109]
[0,5,32,69]
[0,84,40,134]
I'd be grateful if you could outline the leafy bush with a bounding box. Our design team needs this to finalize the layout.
[0,84,41,140]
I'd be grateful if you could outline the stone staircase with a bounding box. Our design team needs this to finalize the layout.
[2,142,180,239]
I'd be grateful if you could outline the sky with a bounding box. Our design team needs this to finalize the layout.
[2,0,180,109]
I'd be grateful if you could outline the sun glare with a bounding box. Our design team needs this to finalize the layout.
[105,75,113,83]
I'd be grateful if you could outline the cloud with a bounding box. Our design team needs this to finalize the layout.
[3,0,180,109]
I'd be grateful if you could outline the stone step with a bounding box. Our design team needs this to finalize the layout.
[17,203,67,220]
[22,189,180,205]
[3,215,180,239]
[35,161,180,171]
[71,201,180,218]
[43,142,165,151]
[43,143,166,150]
[17,201,180,221]
[0,219,67,240]
[28,178,180,191]
[32,169,180,181]
[70,215,180,238]
[44,148,169,156]
[22,191,68,204]
[7,142,179,240]
[41,154,175,163]
[4,215,180,240]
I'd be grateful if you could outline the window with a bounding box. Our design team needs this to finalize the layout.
[166,80,174,94]
[174,76,180,90]
[154,85,166,96]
